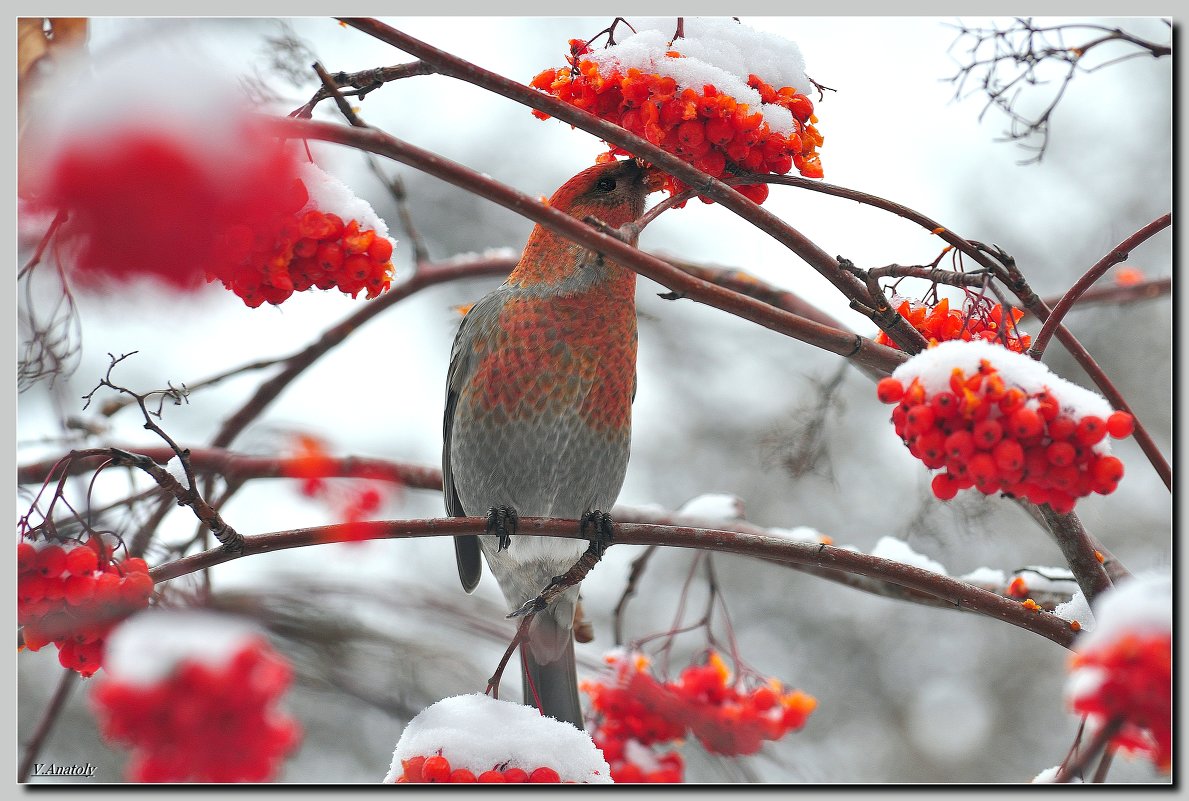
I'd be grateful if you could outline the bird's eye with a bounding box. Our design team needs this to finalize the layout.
[594,177,617,193]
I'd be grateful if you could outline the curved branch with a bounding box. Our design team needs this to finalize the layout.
[335,17,874,307]
[1029,214,1170,357]
[277,116,905,376]
[148,516,1077,649]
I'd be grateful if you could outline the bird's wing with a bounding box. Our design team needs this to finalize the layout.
[443,293,502,593]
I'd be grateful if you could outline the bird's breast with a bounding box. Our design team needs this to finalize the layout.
[464,289,637,434]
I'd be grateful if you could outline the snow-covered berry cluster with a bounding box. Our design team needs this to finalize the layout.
[531,18,823,205]
[90,611,300,782]
[1066,574,1171,773]
[24,47,395,307]
[876,297,1032,354]
[207,162,395,308]
[583,650,816,781]
[877,340,1133,513]
[18,539,153,677]
[385,694,612,784]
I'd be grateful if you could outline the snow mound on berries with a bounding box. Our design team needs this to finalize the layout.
[104,610,261,686]
[386,694,613,784]
[587,17,810,136]
[31,37,254,175]
[892,340,1114,422]
[676,492,745,520]
[1074,572,1170,651]
[870,536,948,575]
[298,161,392,243]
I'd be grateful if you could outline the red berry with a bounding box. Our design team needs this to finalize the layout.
[1075,416,1107,446]
[477,770,506,783]
[998,388,1027,415]
[991,438,1024,472]
[968,453,997,485]
[367,237,394,263]
[944,430,975,462]
[449,769,477,783]
[421,755,451,783]
[876,377,904,404]
[121,557,149,574]
[1047,415,1076,441]
[65,546,99,576]
[64,574,97,605]
[1092,455,1125,485]
[1106,411,1134,439]
[906,405,935,435]
[930,391,960,419]
[931,473,960,501]
[529,767,561,783]
[17,542,37,573]
[502,768,529,783]
[1046,441,1077,467]
[914,430,946,469]
[1008,407,1044,439]
[1034,392,1060,420]
[35,546,67,577]
[401,756,426,783]
[972,419,1003,450]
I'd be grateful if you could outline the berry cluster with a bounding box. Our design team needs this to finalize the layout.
[91,634,300,782]
[209,177,395,308]
[395,755,566,783]
[531,48,823,205]
[877,345,1134,513]
[17,539,153,677]
[583,651,816,780]
[876,298,1032,354]
[282,434,391,542]
[34,130,306,293]
[1070,631,1171,772]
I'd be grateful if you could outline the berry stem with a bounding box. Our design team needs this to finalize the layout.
[17,669,77,783]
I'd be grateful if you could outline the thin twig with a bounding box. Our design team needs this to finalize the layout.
[1030,214,1171,357]
[18,669,77,782]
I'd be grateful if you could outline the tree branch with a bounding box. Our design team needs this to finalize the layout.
[147,517,1078,649]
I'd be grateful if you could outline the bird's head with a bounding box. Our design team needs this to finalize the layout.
[547,158,654,229]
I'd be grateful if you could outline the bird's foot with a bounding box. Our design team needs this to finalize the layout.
[486,505,519,551]
[580,509,615,558]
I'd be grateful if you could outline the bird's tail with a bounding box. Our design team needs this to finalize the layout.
[521,612,583,728]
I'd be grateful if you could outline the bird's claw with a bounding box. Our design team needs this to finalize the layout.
[580,510,615,558]
[486,506,519,551]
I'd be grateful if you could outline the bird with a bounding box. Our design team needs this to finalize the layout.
[443,159,651,728]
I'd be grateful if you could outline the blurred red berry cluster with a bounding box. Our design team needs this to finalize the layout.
[396,754,567,783]
[282,434,393,543]
[18,539,153,677]
[876,298,1032,353]
[532,48,823,205]
[30,128,394,308]
[583,651,816,782]
[1068,631,1171,772]
[877,358,1133,513]
[91,635,300,782]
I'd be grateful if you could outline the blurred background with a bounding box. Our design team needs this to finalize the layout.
[16,16,1172,783]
